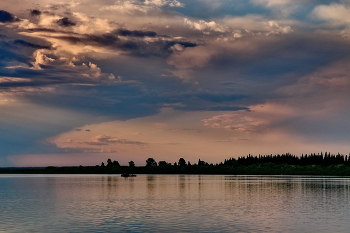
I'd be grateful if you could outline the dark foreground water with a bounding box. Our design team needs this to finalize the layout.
[1,174,350,233]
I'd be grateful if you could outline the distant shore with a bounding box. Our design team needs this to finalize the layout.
[3,153,350,176]
[1,163,350,176]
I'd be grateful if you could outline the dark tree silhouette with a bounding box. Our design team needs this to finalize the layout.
[107,158,113,167]
[158,161,170,166]
[112,160,120,166]
[198,159,208,166]
[178,158,186,167]
[146,158,157,167]
[129,161,135,167]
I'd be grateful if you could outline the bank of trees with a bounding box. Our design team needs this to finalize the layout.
[89,153,350,175]
[120,153,350,175]
[2,152,350,175]
[232,152,350,166]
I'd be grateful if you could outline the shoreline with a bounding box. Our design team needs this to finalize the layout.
[1,163,350,176]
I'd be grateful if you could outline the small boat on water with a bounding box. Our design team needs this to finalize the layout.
[121,173,136,177]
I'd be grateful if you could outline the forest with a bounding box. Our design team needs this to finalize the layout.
[2,152,350,175]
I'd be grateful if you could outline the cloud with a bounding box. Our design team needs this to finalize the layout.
[12,39,51,49]
[51,134,149,152]
[87,135,148,145]
[0,101,99,163]
[100,0,184,15]
[218,14,295,34]
[30,9,42,16]
[201,56,350,142]
[265,21,292,35]
[167,45,213,69]
[167,16,292,73]
[312,3,350,25]
[251,0,293,7]
[249,0,314,17]
[56,17,76,27]
[276,59,350,115]
[145,0,185,7]
[100,0,157,14]
[20,10,197,58]
[46,2,80,11]
[184,18,227,33]
[31,29,196,58]
[92,30,197,56]
[202,104,295,133]
[116,29,157,37]
[0,50,116,88]
[0,10,17,23]
[1,0,350,166]
[0,35,50,69]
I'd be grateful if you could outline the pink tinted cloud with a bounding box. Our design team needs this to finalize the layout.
[202,103,296,133]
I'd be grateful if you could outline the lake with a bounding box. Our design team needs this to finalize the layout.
[1,174,350,232]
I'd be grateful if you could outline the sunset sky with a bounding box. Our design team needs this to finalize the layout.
[1,0,350,166]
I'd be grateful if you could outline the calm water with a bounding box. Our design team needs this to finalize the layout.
[1,174,350,233]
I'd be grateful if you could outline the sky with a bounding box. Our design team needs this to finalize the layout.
[0,0,350,166]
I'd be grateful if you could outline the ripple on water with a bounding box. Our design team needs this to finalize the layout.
[1,175,350,232]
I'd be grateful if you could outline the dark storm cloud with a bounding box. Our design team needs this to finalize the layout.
[0,42,32,67]
[56,17,76,27]
[202,33,350,96]
[18,84,164,120]
[249,35,350,78]
[0,64,103,88]
[13,40,51,49]
[0,10,16,23]
[44,30,197,57]
[43,33,119,47]
[115,38,197,57]
[0,34,111,88]
[116,29,157,38]
[0,32,52,71]
[3,3,344,120]
[166,41,196,48]
[87,33,119,45]
[0,103,98,161]
[30,9,41,16]
[27,28,60,33]
[16,82,251,123]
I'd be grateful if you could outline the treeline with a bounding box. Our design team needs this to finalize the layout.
[231,152,350,166]
[2,152,350,175]
[43,152,350,176]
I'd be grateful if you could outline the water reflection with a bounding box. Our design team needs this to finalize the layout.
[1,175,350,232]
[147,175,156,200]
[178,175,186,199]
